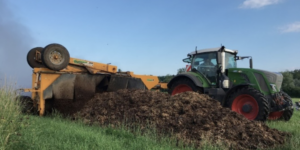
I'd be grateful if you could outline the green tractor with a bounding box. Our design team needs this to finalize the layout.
[167,46,294,121]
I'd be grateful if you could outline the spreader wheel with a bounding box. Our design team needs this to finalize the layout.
[41,43,70,71]
[27,47,45,68]
[168,78,199,95]
[228,86,269,121]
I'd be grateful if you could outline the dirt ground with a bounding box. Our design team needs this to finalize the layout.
[53,89,290,149]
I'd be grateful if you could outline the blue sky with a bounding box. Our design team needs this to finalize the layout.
[1,0,300,88]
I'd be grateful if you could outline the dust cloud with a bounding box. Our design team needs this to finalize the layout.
[0,0,34,89]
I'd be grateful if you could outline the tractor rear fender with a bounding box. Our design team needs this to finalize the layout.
[167,73,203,89]
[222,83,254,107]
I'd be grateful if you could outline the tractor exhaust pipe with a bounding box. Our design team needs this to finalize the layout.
[250,58,253,69]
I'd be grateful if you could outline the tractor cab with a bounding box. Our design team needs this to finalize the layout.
[183,46,240,88]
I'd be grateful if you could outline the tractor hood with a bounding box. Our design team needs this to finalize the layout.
[255,69,283,91]
[228,68,283,92]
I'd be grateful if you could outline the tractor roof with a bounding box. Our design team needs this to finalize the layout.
[188,47,238,55]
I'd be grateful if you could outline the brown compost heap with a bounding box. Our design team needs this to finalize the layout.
[53,89,289,149]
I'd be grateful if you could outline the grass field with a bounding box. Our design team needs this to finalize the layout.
[265,98,300,150]
[0,83,22,150]
[1,85,299,150]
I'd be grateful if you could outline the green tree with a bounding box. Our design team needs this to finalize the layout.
[177,67,186,74]
[292,69,300,80]
[294,79,300,87]
[158,74,174,83]
[282,71,294,90]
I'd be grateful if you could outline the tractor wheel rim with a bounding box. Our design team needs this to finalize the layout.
[172,84,192,95]
[231,94,259,120]
[268,111,283,120]
[49,50,64,65]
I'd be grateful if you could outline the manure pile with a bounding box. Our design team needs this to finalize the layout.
[53,89,289,149]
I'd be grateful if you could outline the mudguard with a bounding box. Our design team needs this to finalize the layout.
[167,72,203,89]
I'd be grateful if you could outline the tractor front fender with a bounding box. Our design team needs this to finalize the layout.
[167,73,203,89]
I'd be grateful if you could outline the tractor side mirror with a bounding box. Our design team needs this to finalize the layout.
[235,56,242,60]
[182,58,191,63]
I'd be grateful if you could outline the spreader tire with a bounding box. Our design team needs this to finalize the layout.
[27,47,45,68]
[228,86,269,121]
[41,43,70,71]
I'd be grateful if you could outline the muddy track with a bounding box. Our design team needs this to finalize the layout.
[53,89,289,149]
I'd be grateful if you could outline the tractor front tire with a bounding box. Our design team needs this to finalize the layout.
[168,78,200,95]
[268,91,294,121]
[41,43,70,71]
[228,86,269,121]
[281,91,294,121]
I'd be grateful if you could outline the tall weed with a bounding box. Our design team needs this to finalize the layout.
[0,80,22,150]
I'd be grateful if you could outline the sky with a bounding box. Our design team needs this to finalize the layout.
[0,0,300,88]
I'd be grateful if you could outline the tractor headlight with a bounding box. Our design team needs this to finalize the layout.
[223,79,229,88]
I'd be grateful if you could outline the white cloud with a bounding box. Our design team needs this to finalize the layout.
[280,22,300,33]
[240,0,281,9]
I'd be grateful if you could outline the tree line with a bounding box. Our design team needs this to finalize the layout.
[282,69,300,97]
[158,68,185,82]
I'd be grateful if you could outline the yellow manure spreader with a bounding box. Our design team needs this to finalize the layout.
[21,43,167,116]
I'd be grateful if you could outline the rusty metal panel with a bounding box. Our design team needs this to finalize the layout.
[43,85,53,100]
[52,74,76,99]
[107,75,146,91]
[74,74,105,100]
[127,78,146,90]
[107,75,129,92]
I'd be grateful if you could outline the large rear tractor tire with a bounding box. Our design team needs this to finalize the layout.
[27,47,45,68]
[168,78,200,95]
[228,86,269,121]
[268,91,294,121]
[41,43,70,71]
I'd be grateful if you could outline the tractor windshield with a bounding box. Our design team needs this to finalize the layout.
[225,52,237,69]
[192,52,217,85]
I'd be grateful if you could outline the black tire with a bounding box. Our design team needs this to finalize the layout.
[228,86,269,121]
[45,99,55,114]
[168,78,200,95]
[41,43,70,71]
[17,96,34,114]
[27,47,45,68]
[280,91,294,121]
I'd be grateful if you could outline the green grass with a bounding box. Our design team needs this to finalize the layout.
[0,82,22,150]
[1,83,300,150]
[7,114,196,150]
[0,85,221,150]
[7,112,224,150]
